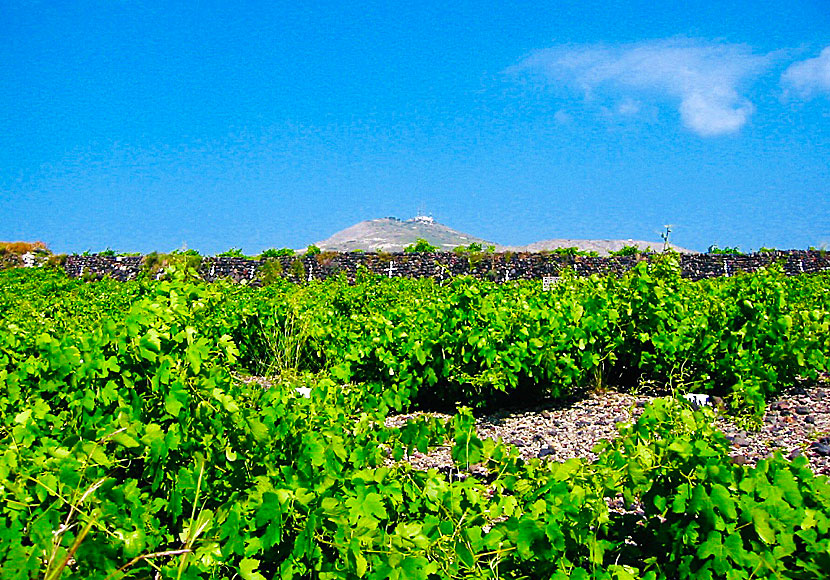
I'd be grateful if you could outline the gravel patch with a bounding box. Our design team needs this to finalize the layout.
[718,381,830,477]
[234,372,830,477]
[386,379,830,478]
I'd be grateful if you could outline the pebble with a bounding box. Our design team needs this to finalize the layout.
[812,437,830,457]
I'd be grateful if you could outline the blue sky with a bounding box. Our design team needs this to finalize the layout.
[2,1,828,254]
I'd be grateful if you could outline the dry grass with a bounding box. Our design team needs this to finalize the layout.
[0,240,50,254]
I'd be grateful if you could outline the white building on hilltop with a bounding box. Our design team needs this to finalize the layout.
[408,215,435,224]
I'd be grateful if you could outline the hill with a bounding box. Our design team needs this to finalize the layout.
[313,216,696,255]
[500,238,694,255]
[314,216,495,252]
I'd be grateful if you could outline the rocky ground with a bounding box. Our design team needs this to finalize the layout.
[385,377,830,478]
[238,372,830,477]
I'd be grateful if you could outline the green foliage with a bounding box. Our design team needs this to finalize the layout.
[1,267,829,578]
[452,242,494,254]
[46,253,68,269]
[141,251,161,273]
[258,259,284,286]
[141,251,203,280]
[708,245,743,255]
[217,248,248,258]
[595,398,830,579]
[404,238,439,253]
[305,245,322,256]
[552,246,600,257]
[610,245,651,257]
[259,248,295,259]
[451,243,495,272]
[232,261,829,418]
[98,248,116,257]
[288,257,307,282]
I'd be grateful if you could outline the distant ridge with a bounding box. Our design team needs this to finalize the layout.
[313,216,696,255]
[500,238,695,255]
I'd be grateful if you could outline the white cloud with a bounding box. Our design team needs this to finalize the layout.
[511,38,772,136]
[679,90,754,136]
[782,46,830,99]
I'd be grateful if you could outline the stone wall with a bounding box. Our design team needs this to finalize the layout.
[63,255,144,281]
[62,250,830,284]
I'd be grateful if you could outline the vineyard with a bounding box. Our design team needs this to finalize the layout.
[1,258,830,579]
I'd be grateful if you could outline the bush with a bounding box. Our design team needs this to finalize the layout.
[45,253,67,268]
[552,246,600,257]
[453,242,495,254]
[610,245,650,257]
[217,248,248,258]
[259,259,284,285]
[141,251,202,279]
[708,245,742,255]
[315,251,339,267]
[289,256,307,281]
[260,248,295,259]
[404,238,439,253]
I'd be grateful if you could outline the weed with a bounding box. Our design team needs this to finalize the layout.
[259,259,284,285]
[288,257,306,281]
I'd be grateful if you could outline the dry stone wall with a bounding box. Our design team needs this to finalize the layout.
[62,250,830,284]
[63,256,144,281]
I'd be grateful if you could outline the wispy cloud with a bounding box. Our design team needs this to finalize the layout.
[511,38,773,136]
[781,46,830,99]
[616,98,641,116]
